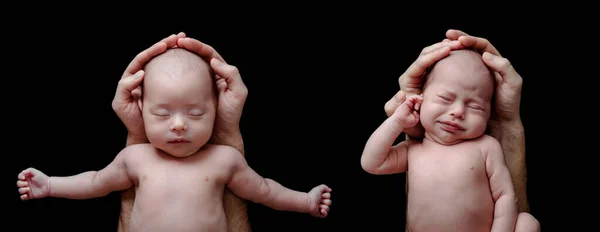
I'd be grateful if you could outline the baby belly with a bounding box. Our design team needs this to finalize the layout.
[406,187,495,232]
[128,194,227,232]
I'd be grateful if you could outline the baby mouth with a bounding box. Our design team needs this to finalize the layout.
[439,121,464,131]
[168,138,190,144]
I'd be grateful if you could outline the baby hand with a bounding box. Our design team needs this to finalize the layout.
[307,184,332,218]
[17,168,50,200]
[392,95,423,128]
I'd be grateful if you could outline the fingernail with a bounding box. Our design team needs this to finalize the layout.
[133,70,143,79]
[482,52,493,61]
[212,58,224,67]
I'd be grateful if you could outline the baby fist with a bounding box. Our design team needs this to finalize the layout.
[17,168,50,200]
[392,95,423,128]
[307,184,332,218]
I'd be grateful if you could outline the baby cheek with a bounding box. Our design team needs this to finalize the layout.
[145,123,168,142]
[469,117,488,133]
[418,108,434,129]
[419,104,435,121]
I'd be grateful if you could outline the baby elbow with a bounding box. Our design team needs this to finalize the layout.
[361,160,378,174]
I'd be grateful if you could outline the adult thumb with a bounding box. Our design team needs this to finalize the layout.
[115,70,144,102]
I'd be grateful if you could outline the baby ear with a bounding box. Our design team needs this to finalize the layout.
[132,87,143,111]
[137,98,143,112]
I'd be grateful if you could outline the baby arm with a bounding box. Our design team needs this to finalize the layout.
[484,137,518,232]
[361,95,422,174]
[17,147,135,200]
[225,149,332,218]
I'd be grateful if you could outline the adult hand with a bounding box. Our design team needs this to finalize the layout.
[446,29,523,122]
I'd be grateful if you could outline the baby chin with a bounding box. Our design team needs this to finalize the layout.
[163,142,199,157]
[428,130,465,146]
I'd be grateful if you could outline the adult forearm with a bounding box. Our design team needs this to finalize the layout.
[118,189,135,232]
[126,133,149,146]
[489,119,529,212]
[212,128,245,156]
[224,190,251,232]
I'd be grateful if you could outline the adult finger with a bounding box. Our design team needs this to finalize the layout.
[420,40,461,55]
[114,70,144,103]
[210,58,247,95]
[169,32,187,48]
[400,46,451,92]
[446,29,501,56]
[177,37,226,63]
[159,34,178,45]
[482,52,521,85]
[445,29,468,40]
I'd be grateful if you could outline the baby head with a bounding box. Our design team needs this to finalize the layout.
[139,48,217,157]
[419,49,495,145]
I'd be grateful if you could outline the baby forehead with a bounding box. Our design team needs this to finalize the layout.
[437,50,485,69]
[145,48,209,72]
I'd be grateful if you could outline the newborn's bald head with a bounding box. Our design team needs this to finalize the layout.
[424,49,495,92]
[144,48,211,82]
[142,48,215,98]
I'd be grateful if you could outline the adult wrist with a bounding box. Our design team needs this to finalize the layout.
[489,117,523,133]
[211,128,244,155]
[213,123,241,140]
[126,133,149,146]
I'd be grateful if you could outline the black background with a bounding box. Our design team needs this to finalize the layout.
[4,8,592,232]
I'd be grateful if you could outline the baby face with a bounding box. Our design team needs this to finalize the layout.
[141,48,217,157]
[419,50,495,145]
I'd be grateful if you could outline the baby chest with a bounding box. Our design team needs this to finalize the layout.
[408,149,488,188]
[137,160,228,191]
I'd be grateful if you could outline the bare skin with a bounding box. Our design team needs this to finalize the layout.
[17,143,331,231]
[407,135,510,232]
[385,29,532,214]
[365,50,536,231]
[113,33,251,232]
[18,49,332,231]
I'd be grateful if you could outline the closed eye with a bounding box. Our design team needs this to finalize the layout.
[468,105,483,110]
[438,96,452,102]
[188,109,204,117]
[153,110,170,117]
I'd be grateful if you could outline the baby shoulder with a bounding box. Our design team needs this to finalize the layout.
[206,144,245,166]
[476,135,503,160]
[478,134,501,148]
[118,143,156,163]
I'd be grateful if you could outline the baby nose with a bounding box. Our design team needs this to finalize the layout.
[170,116,188,131]
[450,105,465,119]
